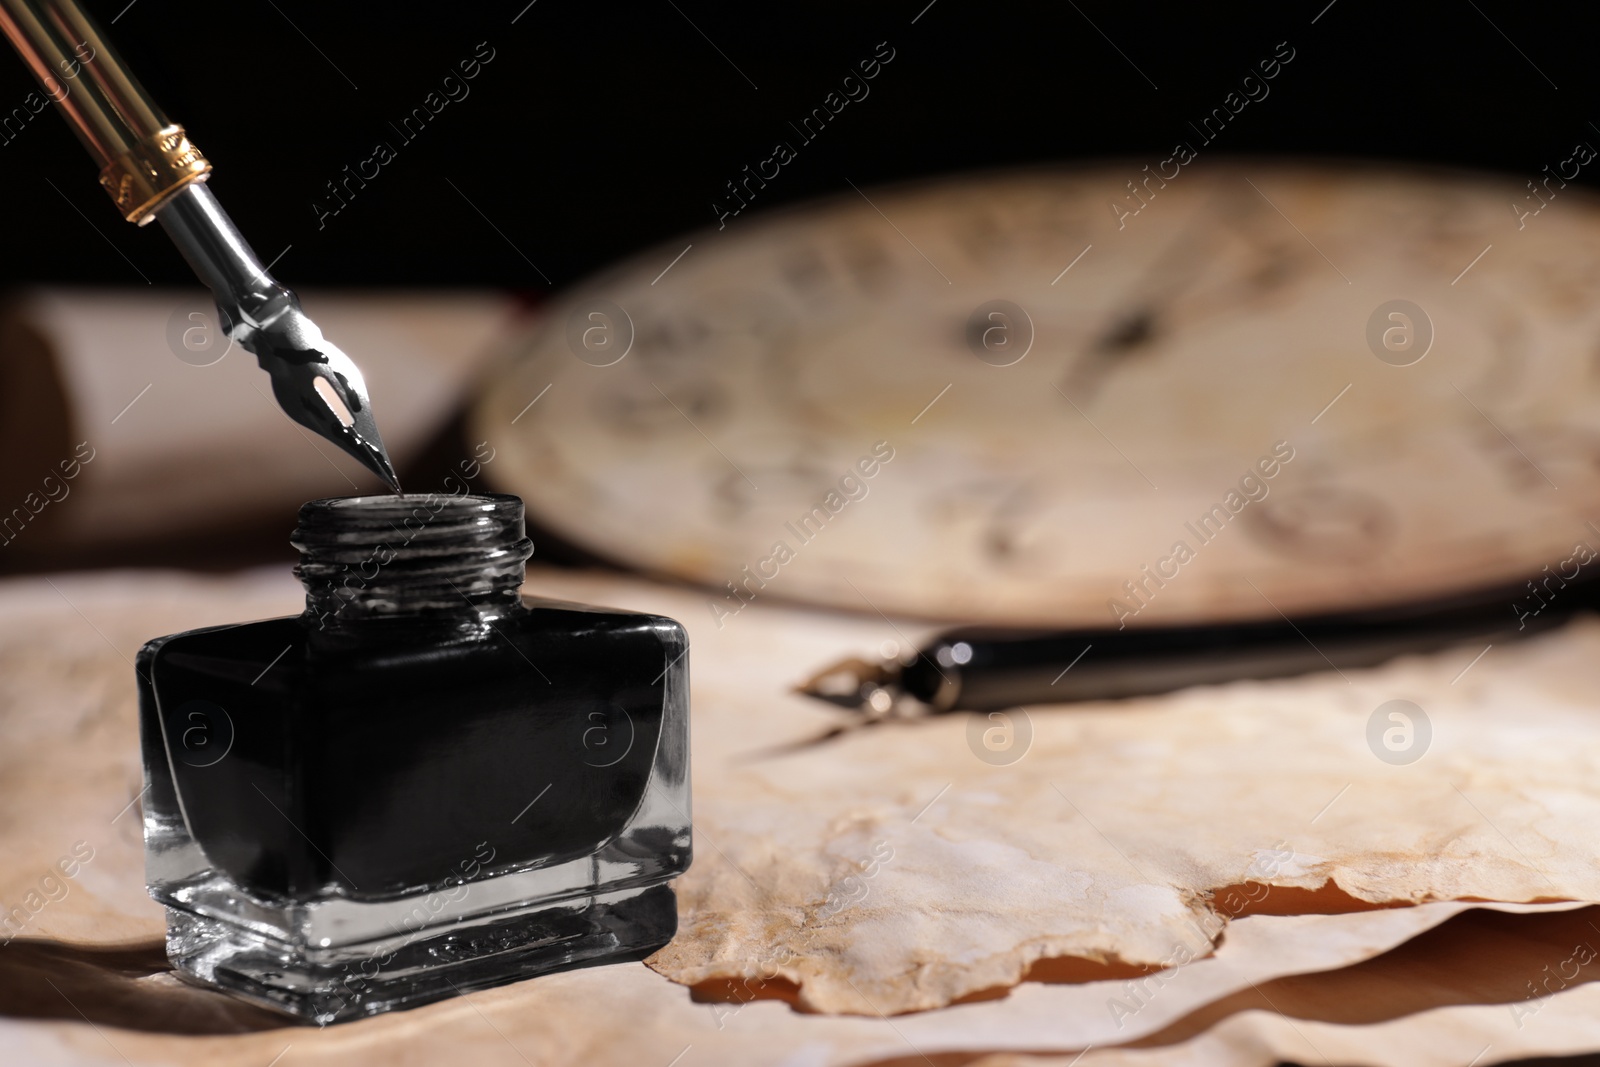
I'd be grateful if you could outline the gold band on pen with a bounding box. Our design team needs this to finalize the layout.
[0,0,212,222]
[97,124,210,223]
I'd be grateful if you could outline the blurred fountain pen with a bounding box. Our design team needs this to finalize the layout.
[799,573,1599,716]
[0,0,400,491]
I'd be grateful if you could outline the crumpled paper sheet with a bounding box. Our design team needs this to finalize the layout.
[1033,899,1600,1067]
[1063,982,1600,1067]
[1,567,1598,1065]
[7,902,1596,1067]
[980,900,1600,1067]
[650,582,1600,1015]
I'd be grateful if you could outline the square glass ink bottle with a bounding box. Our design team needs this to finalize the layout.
[135,493,691,1023]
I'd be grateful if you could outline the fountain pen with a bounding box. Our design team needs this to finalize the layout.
[800,572,1597,715]
[0,0,401,491]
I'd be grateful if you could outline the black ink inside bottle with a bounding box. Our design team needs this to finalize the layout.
[137,493,691,1023]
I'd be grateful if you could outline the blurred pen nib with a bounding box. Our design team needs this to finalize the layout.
[796,656,902,715]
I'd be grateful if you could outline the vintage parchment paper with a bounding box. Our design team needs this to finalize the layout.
[0,567,1596,1064]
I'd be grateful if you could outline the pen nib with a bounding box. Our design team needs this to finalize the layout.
[795,655,905,717]
[244,304,403,493]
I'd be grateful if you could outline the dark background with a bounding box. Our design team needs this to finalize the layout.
[1,0,1597,293]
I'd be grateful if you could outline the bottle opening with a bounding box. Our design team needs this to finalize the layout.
[293,492,533,629]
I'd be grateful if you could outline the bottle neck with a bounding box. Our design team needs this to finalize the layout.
[293,493,534,636]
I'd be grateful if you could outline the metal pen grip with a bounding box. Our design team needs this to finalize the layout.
[0,0,208,222]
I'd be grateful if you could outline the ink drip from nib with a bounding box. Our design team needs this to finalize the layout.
[136,493,691,1023]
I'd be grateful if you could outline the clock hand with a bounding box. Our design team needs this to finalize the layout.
[1060,206,1226,404]
[1060,191,1298,405]
[798,570,1591,716]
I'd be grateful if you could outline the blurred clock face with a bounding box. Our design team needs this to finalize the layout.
[472,163,1600,627]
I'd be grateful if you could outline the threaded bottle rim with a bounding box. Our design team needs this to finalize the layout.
[293,493,533,628]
